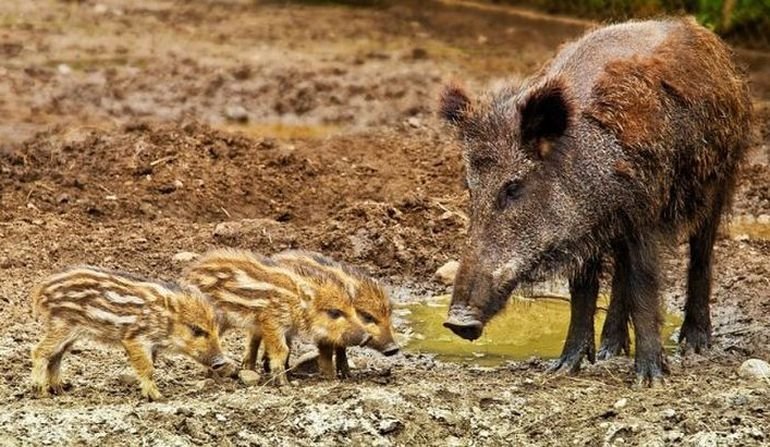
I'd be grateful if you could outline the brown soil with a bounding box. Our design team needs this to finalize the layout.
[0,1,768,446]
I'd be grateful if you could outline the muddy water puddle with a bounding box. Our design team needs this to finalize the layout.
[402,295,682,366]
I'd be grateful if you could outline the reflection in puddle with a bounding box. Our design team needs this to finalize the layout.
[402,294,682,366]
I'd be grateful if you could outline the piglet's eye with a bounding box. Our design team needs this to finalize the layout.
[358,311,377,324]
[326,309,344,319]
[189,324,208,338]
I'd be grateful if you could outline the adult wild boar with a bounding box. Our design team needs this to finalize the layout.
[440,18,751,386]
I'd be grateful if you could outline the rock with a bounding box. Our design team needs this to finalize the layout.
[434,260,460,285]
[757,214,770,225]
[225,105,249,123]
[213,221,242,240]
[691,431,719,447]
[738,359,770,381]
[406,117,421,128]
[613,398,628,410]
[195,378,217,392]
[57,63,72,75]
[664,430,684,442]
[377,418,403,435]
[118,373,137,386]
[172,251,199,263]
[56,193,70,204]
[660,408,676,420]
[238,369,260,386]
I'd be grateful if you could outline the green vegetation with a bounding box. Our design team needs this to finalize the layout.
[507,0,769,38]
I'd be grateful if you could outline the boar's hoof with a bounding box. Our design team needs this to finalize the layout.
[597,338,630,361]
[548,350,592,375]
[48,382,71,395]
[443,318,483,341]
[633,355,669,388]
[678,323,711,355]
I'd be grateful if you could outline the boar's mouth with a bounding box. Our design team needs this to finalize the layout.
[443,277,519,341]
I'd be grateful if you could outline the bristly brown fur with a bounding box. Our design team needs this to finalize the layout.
[441,17,752,386]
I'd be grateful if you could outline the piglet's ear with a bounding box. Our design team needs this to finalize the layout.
[439,83,472,126]
[519,79,572,159]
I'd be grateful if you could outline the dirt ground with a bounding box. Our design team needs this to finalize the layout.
[0,1,768,446]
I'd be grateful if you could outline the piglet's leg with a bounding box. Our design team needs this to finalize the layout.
[261,326,290,386]
[335,347,350,378]
[317,343,335,379]
[242,328,262,371]
[122,338,163,401]
[31,321,75,396]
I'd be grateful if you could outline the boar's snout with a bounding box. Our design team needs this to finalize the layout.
[444,317,484,340]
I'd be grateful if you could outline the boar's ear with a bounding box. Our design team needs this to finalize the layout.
[439,83,472,127]
[519,79,572,159]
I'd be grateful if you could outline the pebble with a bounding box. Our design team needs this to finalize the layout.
[738,359,770,381]
[660,408,676,420]
[117,373,137,386]
[377,418,403,435]
[224,105,249,123]
[613,398,628,410]
[406,117,421,128]
[238,369,260,386]
[172,251,199,263]
[57,63,72,75]
[434,260,459,285]
[195,378,216,392]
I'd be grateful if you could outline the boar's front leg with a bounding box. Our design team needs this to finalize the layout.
[317,343,336,379]
[122,338,163,401]
[549,256,600,374]
[614,235,668,387]
[597,278,631,360]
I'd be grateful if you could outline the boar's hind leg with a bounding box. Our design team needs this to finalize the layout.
[262,328,291,386]
[549,256,601,374]
[615,236,667,387]
[122,338,163,401]
[680,194,724,354]
[597,274,632,360]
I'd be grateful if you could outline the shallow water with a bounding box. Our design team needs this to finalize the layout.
[402,294,683,366]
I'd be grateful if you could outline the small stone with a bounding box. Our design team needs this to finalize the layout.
[93,4,108,14]
[57,63,72,75]
[738,359,770,381]
[105,195,117,201]
[238,369,260,386]
[660,408,676,420]
[225,105,249,123]
[56,193,70,204]
[613,398,628,409]
[195,378,216,391]
[213,221,242,240]
[757,214,770,225]
[691,431,718,447]
[377,418,403,435]
[477,35,488,44]
[406,117,421,128]
[118,373,137,386]
[215,413,227,422]
[434,260,460,285]
[172,251,199,263]
[31,219,44,226]
[173,179,184,189]
[664,431,684,442]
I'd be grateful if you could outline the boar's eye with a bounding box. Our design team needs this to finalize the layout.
[358,310,377,324]
[326,309,344,319]
[499,180,523,208]
[188,324,209,338]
